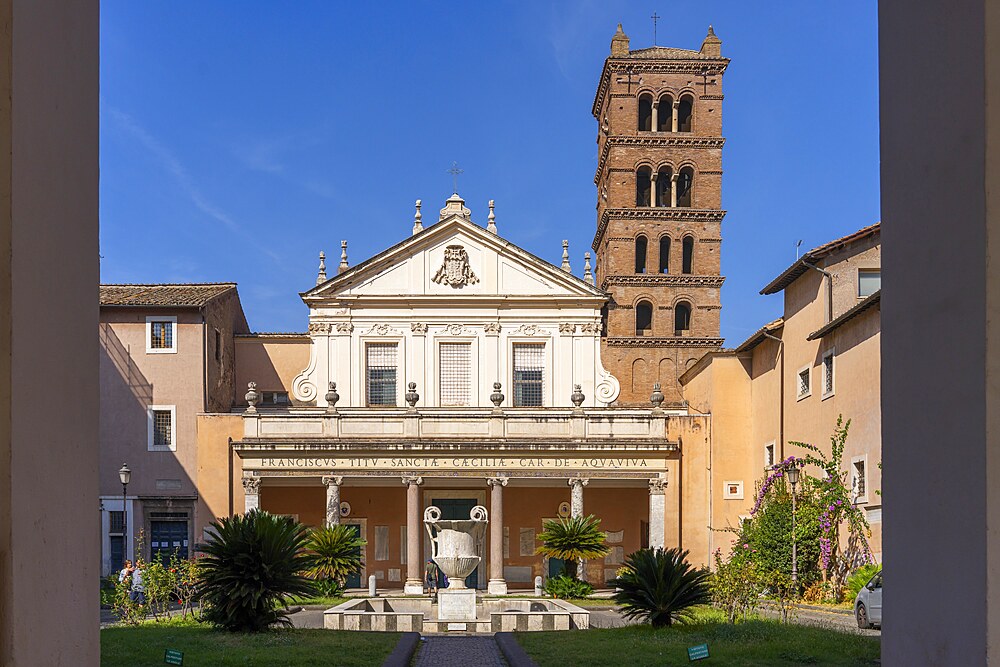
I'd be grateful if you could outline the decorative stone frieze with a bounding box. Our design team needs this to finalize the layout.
[308,322,333,334]
[410,323,428,334]
[335,322,354,333]
[363,324,401,336]
[605,336,725,348]
[483,322,501,335]
[559,323,576,334]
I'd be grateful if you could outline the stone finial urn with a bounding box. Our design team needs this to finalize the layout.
[423,505,488,590]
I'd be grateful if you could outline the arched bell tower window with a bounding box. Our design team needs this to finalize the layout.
[674,301,692,335]
[659,236,671,274]
[677,167,694,207]
[655,167,672,206]
[682,236,694,274]
[636,167,652,206]
[657,94,673,132]
[678,94,694,132]
[638,94,653,131]
[636,301,653,336]
[634,235,648,274]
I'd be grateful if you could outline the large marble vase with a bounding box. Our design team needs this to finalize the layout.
[424,505,487,620]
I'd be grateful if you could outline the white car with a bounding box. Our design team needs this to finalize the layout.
[855,570,882,629]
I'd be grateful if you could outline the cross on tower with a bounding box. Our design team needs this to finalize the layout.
[698,68,718,95]
[446,161,464,194]
[615,73,642,94]
[651,12,660,46]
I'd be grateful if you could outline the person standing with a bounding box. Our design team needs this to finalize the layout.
[118,559,134,585]
[129,561,146,606]
[424,559,439,593]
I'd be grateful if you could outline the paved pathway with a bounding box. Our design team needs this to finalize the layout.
[413,636,507,667]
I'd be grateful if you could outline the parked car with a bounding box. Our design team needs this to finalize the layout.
[855,570,882,629]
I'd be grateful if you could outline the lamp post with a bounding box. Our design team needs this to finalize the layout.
[786,463,800,595]
[119,463,131,563]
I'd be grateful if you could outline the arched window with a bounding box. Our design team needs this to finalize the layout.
[674,301,692,335]
[659,236,671,274]
[657,94,673,132]
[636,301,653,336]
[655,167,672,206]
[678,95,694,132]
[636,167,652,206]
[682,236,694,274]
[634,235,648,274]
[677,167,694,207]
[638,94,653,131]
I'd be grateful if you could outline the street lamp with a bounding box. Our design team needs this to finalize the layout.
[119,463,131,563]
[786,463,800,595]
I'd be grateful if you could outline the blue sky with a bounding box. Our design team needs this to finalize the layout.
[100,2,880,343]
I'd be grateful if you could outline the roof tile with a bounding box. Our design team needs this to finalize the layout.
[100,283,236,307]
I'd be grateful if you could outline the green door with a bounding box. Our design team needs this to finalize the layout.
[343,523,363,589]
[432,498,479,589]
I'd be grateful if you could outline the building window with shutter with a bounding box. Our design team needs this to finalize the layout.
[366,343,398,406]
[512,343,544,407]
[146,316,177,353]
[822,350,835,398]
[109,510,125,573]
[439,342,472,406]
[148,405,176,451]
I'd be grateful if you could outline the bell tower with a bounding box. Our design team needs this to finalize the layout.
[593,25,728,406]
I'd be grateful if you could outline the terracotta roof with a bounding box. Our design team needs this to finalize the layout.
[760,223,881,295]
[621,46,714,60]
[733,318,785,353]
[100,283,236,307]
[807,290,881,340]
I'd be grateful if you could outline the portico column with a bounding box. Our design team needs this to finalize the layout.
[649,476,667,550]
[487,477,509,595]
[241,475,261,513]
[402,476,424,595]
[568,477,589,581]
[322,475,343,527]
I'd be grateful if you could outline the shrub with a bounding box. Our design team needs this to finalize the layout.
[845,563,881,602]
[305,524,365,595]
[610,547,711,628]
[544,574,594,599]
[197,510,316,632]
[710,547,762,623]
[535,515,609,580]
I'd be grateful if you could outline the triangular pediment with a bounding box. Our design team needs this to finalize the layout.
[303,214,604,303]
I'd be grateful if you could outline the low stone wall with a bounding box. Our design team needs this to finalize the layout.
[323,598,425,632]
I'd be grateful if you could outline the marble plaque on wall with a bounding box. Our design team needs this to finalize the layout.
[374,570,385,580]
[375,525,389,561]
[606,529,624,543]
[388,568,401,582]
[519,528,535,556]
[604,568,618,584]
[504,566,533,583]
[604,546,625,565]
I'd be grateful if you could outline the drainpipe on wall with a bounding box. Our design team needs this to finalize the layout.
[802,261,834,323]
[762,332,785,460]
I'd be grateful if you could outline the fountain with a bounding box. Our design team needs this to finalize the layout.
[424,504,488,621]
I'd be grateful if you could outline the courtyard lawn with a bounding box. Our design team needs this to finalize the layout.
[517,608,880,667]
[101,619,399,667]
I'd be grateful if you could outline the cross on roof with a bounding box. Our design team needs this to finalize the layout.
[447,161,464,194]
[651,11,661,46]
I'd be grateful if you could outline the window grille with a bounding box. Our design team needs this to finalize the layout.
[153,410,172,448]
[439,343,471,406]
[823,353,835,395]
[854,461,867,497]
[798,368,810,397]
[150,321,173,349]
[512,344,544,407]
[366,343,398,406]
[109,510,124,534]
[764,444,775,469]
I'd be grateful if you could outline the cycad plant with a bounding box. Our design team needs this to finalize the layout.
[535,515,609,580]
[305,524,366,596]
[197,510,316,632]
[610,547,711,628]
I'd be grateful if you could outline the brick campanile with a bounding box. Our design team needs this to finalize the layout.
[593,24,728,406]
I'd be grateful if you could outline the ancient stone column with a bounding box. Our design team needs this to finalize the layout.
[402,476,424,595]
[241,475,261,513]
[487,477,509,595]
[322,475,343,527]
[671,99,680,132]
[649,476,668,550]
[568,477,589,581]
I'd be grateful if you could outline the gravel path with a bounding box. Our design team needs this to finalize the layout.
[413,636,507,667]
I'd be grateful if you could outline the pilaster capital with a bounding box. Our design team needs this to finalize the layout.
[568,477,590,488]
[241,475,261,494]
[401,475,423,486]
[649,476,668,495]
[486,476,509,488]
[322,475,344,487]
[410,322,428,334]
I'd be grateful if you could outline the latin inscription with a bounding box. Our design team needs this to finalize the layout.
[254,456,652,470]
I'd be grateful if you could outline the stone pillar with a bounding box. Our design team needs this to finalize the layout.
[648,172,656,207]
[671,99,680,132]
[651,102,659,132]
[322,475,343,527]
[487,477,509,595]
[648,476,667,550]
[670,173,679,207]
[568,477,589,581]
[242,475,261,513]
[402,476,424,595]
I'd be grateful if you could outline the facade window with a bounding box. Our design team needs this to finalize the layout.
[764,442,776,469]
[439,342,472,406]
[858,269,881,297]
[638,94,653,131]
[634,235,648,273]
[797,366,811,399]
[657,94,673,131]
[682,236,694,274]
[512,343,544,407]
[655,167,672,206]
[674,301,692,335]
[852,458,868,500]
[676,167,694,207]
[822,350,835,398]
[148,405,176,451]
[677,95,694,132]
[261,391,290,405]
[146,316,176,353]
[635,301,653,336]
[636,167,652,206]
[366,343,398,406]
[658,236,671,274]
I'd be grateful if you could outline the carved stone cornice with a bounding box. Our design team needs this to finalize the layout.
[592,59,729,118]
[604,336,724,348]
[593,208,727,250]
[699,238,722,243]
[595,135,726,184]
[701,94,724,101]
[601,275,725,289]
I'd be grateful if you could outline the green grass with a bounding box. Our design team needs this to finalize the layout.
[101,618,399,666]
[286,595,349,607]
[517,607,879,667]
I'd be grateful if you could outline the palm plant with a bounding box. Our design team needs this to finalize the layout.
[305,524,366,596]
[535,515,609,580]
[610,547,711,628]
[197,510,316,632]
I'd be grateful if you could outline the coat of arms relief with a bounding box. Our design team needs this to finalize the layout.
[432,245,479,288]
